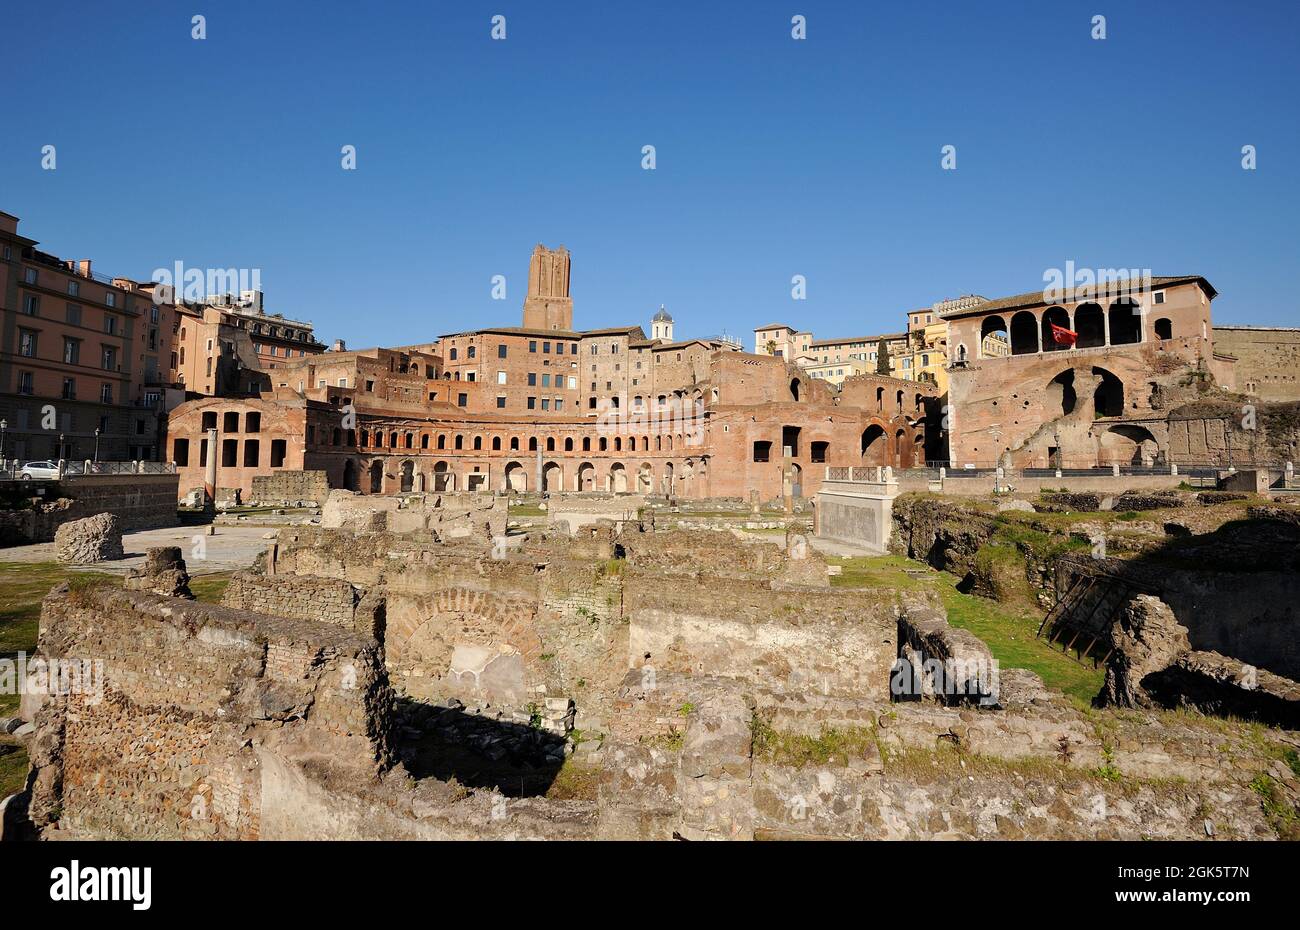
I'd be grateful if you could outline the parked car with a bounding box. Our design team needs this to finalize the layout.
[19,461,59,480]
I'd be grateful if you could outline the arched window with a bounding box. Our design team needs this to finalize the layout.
[1010,311,1039,355]
[979,316,1009,358]
[1075,303,1105,348]
[1108,299,1142,345]
[1041,306,1072,352]
[1154,317,1173,340]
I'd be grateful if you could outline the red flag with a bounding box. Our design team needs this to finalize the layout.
[1050,323,1077,346]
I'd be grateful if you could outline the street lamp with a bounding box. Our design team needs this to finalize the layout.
[94,427,101,464]
[0,418,6,460]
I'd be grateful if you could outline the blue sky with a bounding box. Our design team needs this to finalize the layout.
[4,0,1297,347]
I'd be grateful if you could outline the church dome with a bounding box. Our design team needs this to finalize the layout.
[652,305,673,323]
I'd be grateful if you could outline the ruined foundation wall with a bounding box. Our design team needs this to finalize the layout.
[320,489,507,539]
[27,587,393,840]
[221,570,383,637]
[623,574,902,699]
[251,471,330,504]
[0,474,180,546]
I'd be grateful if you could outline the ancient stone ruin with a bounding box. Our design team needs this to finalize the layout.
[123,547,194,600]
[52,512,124,564]
[10,487,1298,841]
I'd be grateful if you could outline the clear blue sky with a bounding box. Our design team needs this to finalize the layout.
[4,0,1297,347]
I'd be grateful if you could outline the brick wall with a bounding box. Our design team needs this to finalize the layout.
[251,470,331,503]
[221,570,381,635]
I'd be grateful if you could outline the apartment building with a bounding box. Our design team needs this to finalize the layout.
[0,211,177,462]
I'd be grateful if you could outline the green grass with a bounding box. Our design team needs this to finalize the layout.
[189,572,232,603]
[829,553,932,593]
[0,745,27,800]
[0,561,117,668]
[830,554,1104,707]
[545,761,601,801]
[751,717,878,768]
[509,504,548,517]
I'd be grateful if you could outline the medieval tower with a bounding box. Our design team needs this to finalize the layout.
[522,244,573,331]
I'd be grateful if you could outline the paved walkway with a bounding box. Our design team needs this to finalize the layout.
[0,524,275,575]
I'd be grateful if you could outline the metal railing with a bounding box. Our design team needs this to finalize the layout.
[826,465,895,482]
[837,461,1286,488]
[0,460,175,480]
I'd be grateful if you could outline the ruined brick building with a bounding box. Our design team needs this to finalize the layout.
[166,246,935,501]
[943,275,1252,468]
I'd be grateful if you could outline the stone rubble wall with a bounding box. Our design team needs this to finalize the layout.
[320,489,506,540]
[221,570,381,636]
[250,471,330,505]
[53,512,124,564]
[17,527,1299,841]
[26,586,393,840]
[123,546,193,599]
[624,574,901,700]
[0,474,180,547]
[896,605,999,705]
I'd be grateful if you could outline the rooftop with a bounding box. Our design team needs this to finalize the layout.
[939,276,1215,320]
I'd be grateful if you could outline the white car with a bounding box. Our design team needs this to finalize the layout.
[19,461,60,480]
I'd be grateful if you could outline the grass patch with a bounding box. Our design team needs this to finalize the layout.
[828,553,932,594]
[1249,773,1300,840]
[641,728,685,752]
[751,718,878,769]
[939,570,1103,707]
[829,554,1104,708]
[189,572,233,604]
[545,761,601,801]
[0,743,27,800]
[509,504,547,517]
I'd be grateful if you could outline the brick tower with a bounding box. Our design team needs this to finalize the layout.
[522,244,573,331]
